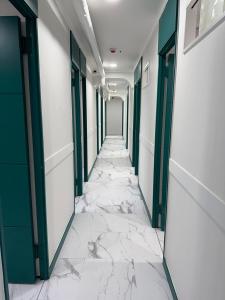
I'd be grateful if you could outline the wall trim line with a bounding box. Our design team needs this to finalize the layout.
[49,212,75,275]
[45,143,74,175]
[170,159,225,234]
[138,183,152,225]
[163,258,178,300]
[88,157,98,180]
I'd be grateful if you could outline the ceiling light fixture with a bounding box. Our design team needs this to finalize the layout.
[103,62,118,68]
[109,83,117,86]
[106,0,121,3]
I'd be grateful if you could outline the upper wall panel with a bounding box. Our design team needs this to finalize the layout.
[158,0,178,52]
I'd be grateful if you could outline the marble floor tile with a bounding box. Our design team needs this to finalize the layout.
[60,212,162,262]
[10,137,171,300]
[9,281,44,300]
[38,259,172,300]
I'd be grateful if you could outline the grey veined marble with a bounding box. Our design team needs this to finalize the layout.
[10,137,171,300]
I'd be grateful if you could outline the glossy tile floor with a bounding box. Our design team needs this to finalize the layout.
[10,137,171,300]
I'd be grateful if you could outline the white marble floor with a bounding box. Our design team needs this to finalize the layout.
[9,137,171,300]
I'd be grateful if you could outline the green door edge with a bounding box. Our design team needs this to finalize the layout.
[101,95,104,146]
[71,65,83,196]
[96,90,100,154]
[152,34,177,228]
[132,58,143,175]
[126,91,129,149]
[82,76,88,183]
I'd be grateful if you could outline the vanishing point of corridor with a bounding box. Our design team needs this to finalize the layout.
[10,137,172,299]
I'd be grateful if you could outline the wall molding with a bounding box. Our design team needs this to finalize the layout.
[139,134,155,155]
[170,159,225,234]
[45,143,74,175]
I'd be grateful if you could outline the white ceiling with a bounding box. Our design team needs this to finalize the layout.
[87,0,165,73]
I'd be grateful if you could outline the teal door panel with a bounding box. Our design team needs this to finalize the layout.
[4,227,35,283]
[0,16,36,283]
[0,165,32,227]
[0,18,23,94]
[161,54,175,230]
[0,95,28,164]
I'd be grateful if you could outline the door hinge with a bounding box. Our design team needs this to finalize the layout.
[21,37,32,54]
[34,244,39,258]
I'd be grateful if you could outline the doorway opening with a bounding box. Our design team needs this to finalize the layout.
[132,59,142,176]
[96,89,100,155]
[100,92,104,146]
[126,88,129,149]
[81,76,88,182]
[152,35,177,251]
[71,66,83,196]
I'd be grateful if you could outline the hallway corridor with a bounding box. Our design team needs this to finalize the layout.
[10,138,172,300]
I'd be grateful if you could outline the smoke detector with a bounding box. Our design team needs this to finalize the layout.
[110,48,117,54]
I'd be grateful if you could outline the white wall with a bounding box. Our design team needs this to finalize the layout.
[106,97,123,136]
[86,70,97,173]
[165,0,225,299]
[138,26,159,214]
[38,0,74,264]
[0,249,5,300]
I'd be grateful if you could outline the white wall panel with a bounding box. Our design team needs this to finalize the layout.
[165,0,225,298]
[138,26,159,214]
[38,0,74,264]
[86,75,97,173]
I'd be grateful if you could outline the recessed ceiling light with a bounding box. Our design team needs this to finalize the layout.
[109,83,117,86]
[103,62,118,68]
[106,0,121,3]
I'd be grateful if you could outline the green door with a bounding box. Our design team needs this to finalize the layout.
[0,17,36,283]
[71,67,83,196]
[132,79,142,175]
[96,90,100,154]
[160,53,175,230]
[101,95,104,145]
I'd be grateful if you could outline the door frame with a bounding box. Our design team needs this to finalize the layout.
[105,100,107,138]
[8,0,49,280]
[96,89,100,154]
[132,59,142,176]
[152,34,177,229]
[81,76,88,182]
[100,93,104,145]
[71,64,83,196]
[122,101,124,137]
[126,88,129,149]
